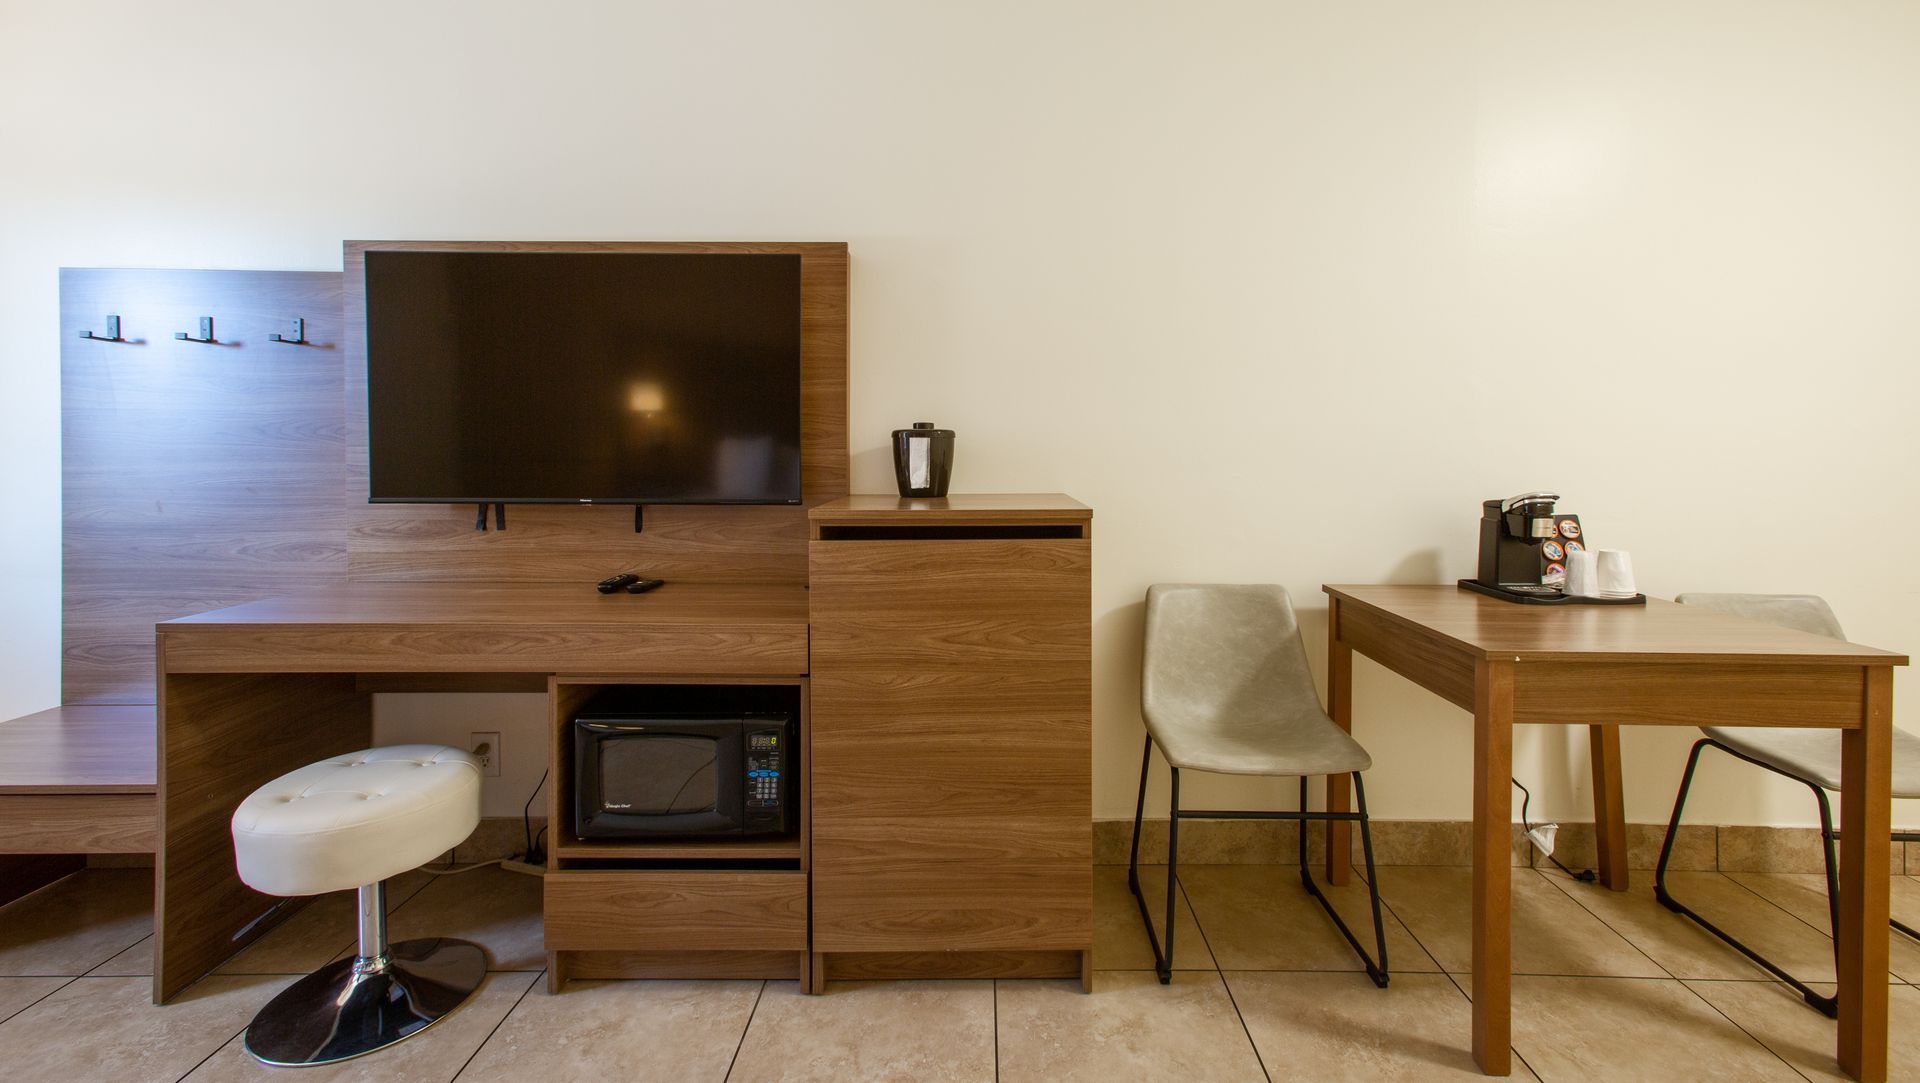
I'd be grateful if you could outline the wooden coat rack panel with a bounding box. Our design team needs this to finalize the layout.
[61,268,349,704]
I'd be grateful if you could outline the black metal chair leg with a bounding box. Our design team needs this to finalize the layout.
[1656,738,1838,1017]
[1128,734,1151,897]
[1354,774,1391,985]
[1126,736,1178,984]
[1160,768,1180,984]
[1299,773,1390,987]
[1297,777,1311,891]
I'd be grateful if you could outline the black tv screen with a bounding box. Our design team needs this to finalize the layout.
[364,250,803,505]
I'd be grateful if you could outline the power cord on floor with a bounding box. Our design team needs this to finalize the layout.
[1512,777,1597,883]
[523,768,549,865]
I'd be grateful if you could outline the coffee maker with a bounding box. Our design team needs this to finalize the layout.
[1471,491,1564,600]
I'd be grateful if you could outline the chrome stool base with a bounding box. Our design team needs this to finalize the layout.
[242,937,485,1067]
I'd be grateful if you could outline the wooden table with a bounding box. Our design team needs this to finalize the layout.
[1321,585,1907,1080]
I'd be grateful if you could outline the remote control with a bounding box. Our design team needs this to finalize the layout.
[625,578,666,594]
[596,573,640,594]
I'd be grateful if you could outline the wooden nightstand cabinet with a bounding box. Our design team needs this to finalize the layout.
[807,495,1093,987]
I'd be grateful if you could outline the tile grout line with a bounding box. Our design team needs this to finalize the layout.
[450,969,543,1082]
[992,977,1000,1083]
[170,973,275,1083]
[1720,868,1859,943]
[720,978,767,1082]
[1530,866,1679,981]
[1174,873,1270,1082]
[1175,874,1219,972]
[1377,869,1546,1078]
[1672,978,1823,1083]
[1715,868,1917,985]
[0,973,81,1028]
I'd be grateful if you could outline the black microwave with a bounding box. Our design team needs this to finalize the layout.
[573,711,794,839]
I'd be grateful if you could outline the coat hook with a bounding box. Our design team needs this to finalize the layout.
[79,315,125,342]
[175,317,215,343]
[268,317,307,345]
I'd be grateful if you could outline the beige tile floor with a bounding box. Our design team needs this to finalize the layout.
[2,863,1918,1081]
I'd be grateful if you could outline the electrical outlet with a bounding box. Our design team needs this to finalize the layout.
[470,731,501,777]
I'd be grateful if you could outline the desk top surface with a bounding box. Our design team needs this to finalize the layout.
[1325,584,1908,666]
[161,581,810,630]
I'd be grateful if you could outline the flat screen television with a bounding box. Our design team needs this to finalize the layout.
[364,250,803,505]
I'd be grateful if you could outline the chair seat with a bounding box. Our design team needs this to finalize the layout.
[232,745,481,897]
[1703,726,1920,798]
[1147,711,1372,777]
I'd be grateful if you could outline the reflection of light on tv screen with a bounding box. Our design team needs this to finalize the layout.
[627,381,666,414]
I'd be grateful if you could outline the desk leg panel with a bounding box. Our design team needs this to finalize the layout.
[1326,598,1353,886]
[154,669,370,1003]
[1472,659,1514,1076]
[1837,666,1892,1082]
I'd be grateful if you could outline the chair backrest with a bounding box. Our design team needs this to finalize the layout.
[1142,584,1319,728]
[1674,592,1846,640]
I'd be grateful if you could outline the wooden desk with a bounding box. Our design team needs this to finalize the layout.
[1322,585,1907,1081]
[152,582,810,1003]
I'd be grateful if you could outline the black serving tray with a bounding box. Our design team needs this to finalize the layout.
[1457,579,1646,606]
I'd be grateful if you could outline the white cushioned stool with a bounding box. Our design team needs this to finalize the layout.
[231,745,485,1067]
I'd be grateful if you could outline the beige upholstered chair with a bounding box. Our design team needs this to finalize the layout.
[1130,584,1388,986]
[1658,593,1920,1016]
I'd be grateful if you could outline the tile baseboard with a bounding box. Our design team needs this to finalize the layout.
[1095,819,1920,875]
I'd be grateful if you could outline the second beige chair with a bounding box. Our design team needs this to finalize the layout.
[1658,593,1920,1017]
[1130,583,1389,986]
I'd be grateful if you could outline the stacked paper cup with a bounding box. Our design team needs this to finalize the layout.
[1595,549,1636,598]
[1565,550,1600,598]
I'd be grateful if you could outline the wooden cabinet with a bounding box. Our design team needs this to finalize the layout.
[808,496,1092,983]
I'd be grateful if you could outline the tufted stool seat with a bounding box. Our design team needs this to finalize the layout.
[231,745,486,1067]
[234,745,483,897]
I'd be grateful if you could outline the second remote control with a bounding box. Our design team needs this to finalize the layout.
[625,578,666,594]
[596,573,640,594]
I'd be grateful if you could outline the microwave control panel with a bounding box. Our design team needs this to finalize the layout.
[745,729,786,819]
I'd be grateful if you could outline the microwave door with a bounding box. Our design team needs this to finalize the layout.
[575,721,746,838]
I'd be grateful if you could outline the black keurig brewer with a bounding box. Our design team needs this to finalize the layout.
[1473,491,1563,599]
[892,422,954,498]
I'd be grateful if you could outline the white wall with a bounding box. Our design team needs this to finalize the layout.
[3,1,1915,827]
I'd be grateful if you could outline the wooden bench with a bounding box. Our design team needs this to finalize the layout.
[0,704,156,903]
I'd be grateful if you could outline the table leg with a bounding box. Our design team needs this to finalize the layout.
[1836,667,1892,1081]
[1325,598,1353,886]
[1588,724,1629,891]
[1473,658,1514,1076]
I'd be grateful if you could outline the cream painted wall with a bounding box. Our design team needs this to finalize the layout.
[3,1,1916,828]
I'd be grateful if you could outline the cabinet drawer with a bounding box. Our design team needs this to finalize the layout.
[813,858,1092,953]
[543,870,807,953]
[809,538,1090,671]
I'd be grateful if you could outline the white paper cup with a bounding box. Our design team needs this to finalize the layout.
[1565,549,1600,597]
[1595,549,1636,597]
